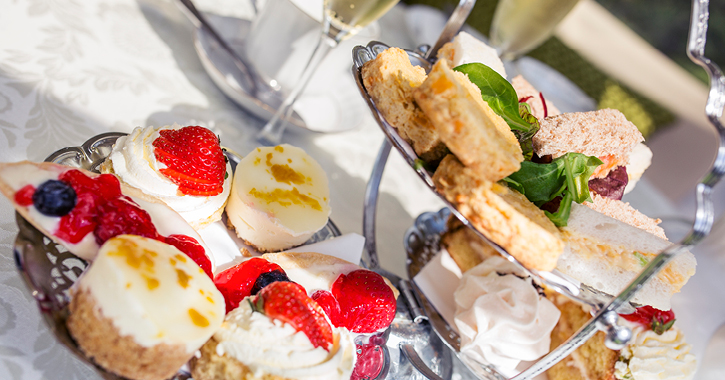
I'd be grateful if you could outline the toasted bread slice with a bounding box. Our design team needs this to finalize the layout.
[433,154,563,271]
[547,295,619,380]
[414,60,523,182]
[361,47,447,162]
[558,202,696,310]
[511,75,561,119]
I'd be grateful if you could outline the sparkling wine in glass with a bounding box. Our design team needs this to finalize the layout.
[256,0,399,145]
[489,0,580,62]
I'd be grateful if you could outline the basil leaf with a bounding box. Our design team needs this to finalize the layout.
[453,63,539,159]
[504,152,603,226]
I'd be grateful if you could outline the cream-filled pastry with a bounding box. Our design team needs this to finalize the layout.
[67,235,225,380]
[0,161,214,274]
[454,255,561,373]
[102,124,232,230]
[226,145,331,252]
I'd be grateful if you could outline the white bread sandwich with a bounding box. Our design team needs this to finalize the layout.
[437,31,508,79]
[558,201,695,310]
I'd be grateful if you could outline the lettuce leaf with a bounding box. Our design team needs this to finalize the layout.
[503,153,603,226]
[453,63,539,159]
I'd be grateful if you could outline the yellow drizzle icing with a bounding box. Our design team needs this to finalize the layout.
[109,240,156,273]
[274,146,284,153]
[189,308,210,327]
[143,275,160,290]
[176,269,190,288]
[248,187,322,211]
[270,164,305,185]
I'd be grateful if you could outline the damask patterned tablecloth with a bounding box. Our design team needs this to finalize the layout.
[0,0,444,378]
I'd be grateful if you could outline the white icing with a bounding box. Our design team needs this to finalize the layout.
[616,322,696,380]
[453,256,561,371]
[80,235,225,352]
[108,124,232,226]
[226,144,331,252]
[214,300,355,380]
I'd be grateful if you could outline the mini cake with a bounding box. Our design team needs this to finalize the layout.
[0,161,214,275]
[67,235,225,380]
[102,124,233,230]
[225,145,331,252]
[193,252,398,380]
[547,297,697,380]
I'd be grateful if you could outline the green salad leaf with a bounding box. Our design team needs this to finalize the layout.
[503,153,603,226]
[453,63,539,159]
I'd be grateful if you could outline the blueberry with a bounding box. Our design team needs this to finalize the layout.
[32,180,77,217]
[251,270,290,295]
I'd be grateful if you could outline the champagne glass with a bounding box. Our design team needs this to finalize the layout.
[489,0,580,62]
[256,0,400,145]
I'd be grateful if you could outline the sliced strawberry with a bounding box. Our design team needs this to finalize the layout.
[253,282,333,350]
[332,270,396,333]
[165,234,212,278]
[351,343,385,380]
[94,196,160,245]
[214,258,284,313]
[14,185,36,206]
[621,306,676,335]
[153,126,226,196]
[311,290,343,327]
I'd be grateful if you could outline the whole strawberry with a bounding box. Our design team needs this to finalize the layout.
[252,281,333,350]
[620,305,676,335]
[332,270,396,333]
[153,126,227,196]
[214,257,286,313]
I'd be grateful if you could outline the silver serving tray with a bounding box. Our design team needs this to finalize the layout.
[13,133,342,380]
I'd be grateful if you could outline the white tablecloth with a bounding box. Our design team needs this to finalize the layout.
[0,0,446,378]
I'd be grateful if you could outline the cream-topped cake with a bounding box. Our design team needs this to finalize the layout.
[102,124,233,230]
[67,235,225,380]
[226,145,331,252]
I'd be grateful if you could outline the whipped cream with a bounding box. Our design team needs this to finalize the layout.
[226,145,331,252]
[453,256,561,372]
[79,235,225,352]
[214,299,355,380]
[615,323,696,380]
[108,124,232,227]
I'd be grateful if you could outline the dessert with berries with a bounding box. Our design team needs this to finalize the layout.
[67,235,225,380]
[191,252,398,380]
[547,298,696,380]
[225,145,331,252]
[0,161,214,274]
[101,124,232,230]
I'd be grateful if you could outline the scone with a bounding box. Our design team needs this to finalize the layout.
[0,161,214,274]
[361,47,447,163]
[67,235,225,380]
[101,124,232,230]
[225,145,331,253]
[194,252,398,380]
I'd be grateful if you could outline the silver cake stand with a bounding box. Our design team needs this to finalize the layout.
[355,0,725,379]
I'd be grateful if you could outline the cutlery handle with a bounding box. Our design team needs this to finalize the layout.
[426,0,477,61]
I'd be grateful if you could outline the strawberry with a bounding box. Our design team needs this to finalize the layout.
[94,196,160,245]
[620,305,676,335]
[152,126,226,196]
[331,270,396,333]
[165,234,212,278]
[14,185,36,206]
[311,290,343,327]
[252,281,333,350]
[214,258,285,313]
[351,343,385,380]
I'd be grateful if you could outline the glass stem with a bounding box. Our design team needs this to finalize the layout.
[256,33,338,146]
